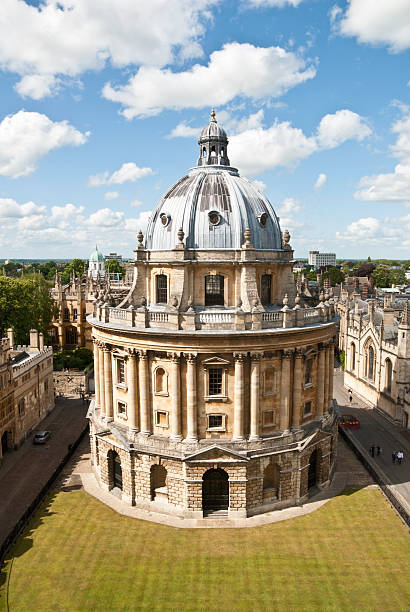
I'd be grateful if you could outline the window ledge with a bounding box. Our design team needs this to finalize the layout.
[154,392,169,397]
[116,384,127,391]
[304,382,314,389]
[207,427,226,432]
[204,395,228,402]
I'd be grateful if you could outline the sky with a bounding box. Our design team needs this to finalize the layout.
[0,0,409,260]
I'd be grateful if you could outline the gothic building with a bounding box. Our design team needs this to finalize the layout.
[338,293,410,429]
[88,113,338,519]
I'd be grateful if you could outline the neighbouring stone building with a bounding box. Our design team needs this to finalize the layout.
[49,248,131,350]
[88,112,338,519]
[338,292,410,429]
[0,329,54,466]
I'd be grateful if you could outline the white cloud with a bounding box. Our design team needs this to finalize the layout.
[0,110,89,178]
[103,42,316,118]
[167,123,201,139]
[332,1,410,53]
[0,0,218,99]
[88,162,153,186]
[104,191,119,200]
[244,0,302,6]
[251,179,267,193]
[336,214,410,247]
[0,195,152,255]
[314,173,327,190]
[355,113,410,204]
[316,110,371,148]
[229,109,371,175]
[276,197,304,233]
[0,198,46,218]
[130,199,144,208]
[14,74,60,99]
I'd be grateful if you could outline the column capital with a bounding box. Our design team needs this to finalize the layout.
[184,352,197,363]
[125,347,137,358]
[138,350,149,361]
[250,351,263,361]
[295,347,304,359]
[102,342,112,352]
[282,348,294,359]
[233,352,246,362]
[168,351,181,362]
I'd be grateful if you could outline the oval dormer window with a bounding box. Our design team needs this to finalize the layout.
[208,211,221,226]
[160,212,171,227]
[258,212,268,227]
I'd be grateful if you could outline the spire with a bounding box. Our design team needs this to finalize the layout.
[197,109,230,167]
[400,300,409,327]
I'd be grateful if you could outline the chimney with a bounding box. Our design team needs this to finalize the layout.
[29,329,39,352]
[39,332,44,351]
[7,328,14,347]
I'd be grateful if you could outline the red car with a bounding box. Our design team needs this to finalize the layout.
[339,414,360,429]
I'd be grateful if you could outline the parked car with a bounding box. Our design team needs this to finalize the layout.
[339,414,360,429]
[33,430,51,444]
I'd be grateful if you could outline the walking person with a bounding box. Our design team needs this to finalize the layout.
[397,451,403,465]
[376,446,381,456]
[370,445,375,457]
[392,451,396,464]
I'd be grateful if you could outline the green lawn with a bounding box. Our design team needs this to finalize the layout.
[1,488,409,612]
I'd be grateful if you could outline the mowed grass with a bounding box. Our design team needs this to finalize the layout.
[1,488,409,612]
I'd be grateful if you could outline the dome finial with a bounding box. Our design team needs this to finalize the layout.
[211,108,216,121]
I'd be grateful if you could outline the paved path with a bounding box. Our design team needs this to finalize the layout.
[334,369,410,505]
[0,397,88,546]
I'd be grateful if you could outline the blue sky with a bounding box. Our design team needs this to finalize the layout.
[0,0,409,260]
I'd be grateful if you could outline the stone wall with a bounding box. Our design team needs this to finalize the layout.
[54,368,93,397]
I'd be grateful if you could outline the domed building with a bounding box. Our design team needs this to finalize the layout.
[88,245,105,281]
[88,112,338,519]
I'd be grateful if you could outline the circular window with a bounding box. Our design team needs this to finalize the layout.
[258,212,268,227]
[208,211,221,226]
[160,213,170,227]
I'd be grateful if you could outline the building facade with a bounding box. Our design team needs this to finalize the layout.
[88,113,338,519]
[0,329,54,466]
[338,294,410,429]
[308,251,336,268]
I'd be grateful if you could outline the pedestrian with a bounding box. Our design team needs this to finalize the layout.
[376,446,381,456]
[349,394,353,405]
[397,451,403,465]
[392,451,396,464]
[370,445,375,457]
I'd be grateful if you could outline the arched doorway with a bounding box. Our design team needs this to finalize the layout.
[150,464,168,501]
[308,450,318,490]
[263,463,279,502]
[108,450,122,490]
[202,468,229,515]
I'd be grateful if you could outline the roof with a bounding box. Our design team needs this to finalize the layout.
[89,245,104,262]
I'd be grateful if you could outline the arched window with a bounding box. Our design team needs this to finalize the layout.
[305,358,313,385]
[155,367,167,394]
[203,147,206,157]
[211,146,216,157]
[108,450,122,490]
[263,366,275,394]
[202,468,229,515]
[350,343,356,371]
[385,358,392,393]
[63,308,70,321]
[221,148,224,157]
[205,275,224,306]
[263,463,279,500]
[156,274,167,304]
[367,345,375,380]
[261,274,272,305]
[73,308,77,321]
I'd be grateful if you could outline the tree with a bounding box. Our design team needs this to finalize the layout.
[105,259,124,277]
[390,268,406,286]
[61,259,85,284]
[0,275,58,344]
[356,263,376,277]
[321,267,345,286]
[372,265,391,288]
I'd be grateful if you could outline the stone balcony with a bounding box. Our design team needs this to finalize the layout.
[91,301,336,332]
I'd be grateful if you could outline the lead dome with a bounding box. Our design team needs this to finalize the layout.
[145,111,282,251]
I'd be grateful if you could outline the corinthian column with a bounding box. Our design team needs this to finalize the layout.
[93,339,100,408]
[279,349,293,431]
[291,349,303,429]
[103,344,113,421]
[316,343,326,418]
[139,351,151,435]
[324,342,330,412]
[327,339,335,412]
[233,353,245,440]
[249,352,262,440]
[185,353,198,441]
[98,342,105,417]
[127,349,138,431]
[169,353,182,440]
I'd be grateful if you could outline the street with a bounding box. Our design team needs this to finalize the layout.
[0,397,88,546]
[334,369,410,505]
